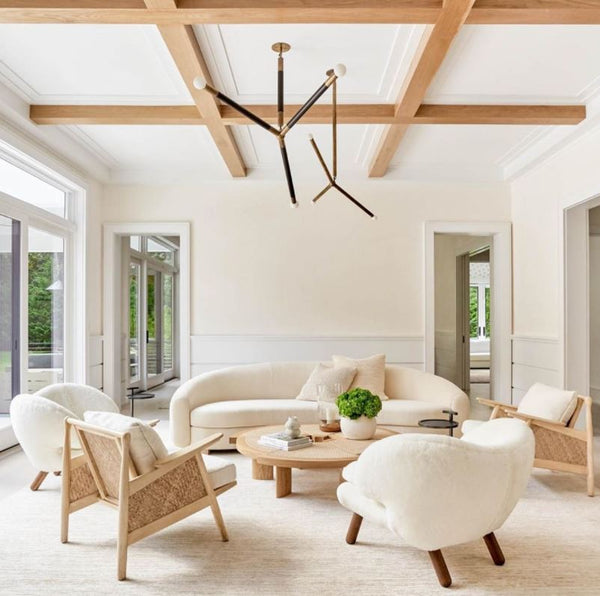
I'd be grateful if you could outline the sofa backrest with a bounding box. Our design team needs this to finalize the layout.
[175,361,465,404]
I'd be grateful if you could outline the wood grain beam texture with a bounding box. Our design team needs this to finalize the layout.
[30,104,587,126]
[144,0,246,176]
[369,0,476,177]
[2,1,600,25]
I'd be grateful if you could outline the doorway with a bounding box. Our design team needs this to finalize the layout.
[433,234,491,404]
[425,221,512,405]
[127,235,178,391]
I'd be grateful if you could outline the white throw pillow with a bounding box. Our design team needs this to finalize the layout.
[296,363,357,401]
[332,354,388,401]
[83,411,168,474]
[517,383,578,424]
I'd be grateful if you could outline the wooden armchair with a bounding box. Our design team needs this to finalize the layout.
[475,395,594,496]
[61,418,236,580]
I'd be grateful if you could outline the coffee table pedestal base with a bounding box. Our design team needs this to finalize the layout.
[252,460,274,480]
[276,467,292,498]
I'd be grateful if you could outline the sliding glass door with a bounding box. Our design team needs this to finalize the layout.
[0,215,19,414]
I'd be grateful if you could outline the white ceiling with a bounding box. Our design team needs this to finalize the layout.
[0,23,599,183]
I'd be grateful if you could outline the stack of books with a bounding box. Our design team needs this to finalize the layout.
[258,431,313,451]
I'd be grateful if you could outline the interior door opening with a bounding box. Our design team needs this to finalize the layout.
[433,233,492,417]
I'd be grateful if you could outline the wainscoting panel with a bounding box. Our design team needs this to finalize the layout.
[190,336,424,375]
[88,335,103,390]
[511,336,560,404]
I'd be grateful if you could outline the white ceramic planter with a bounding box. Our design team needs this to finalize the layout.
[340,415,377,440]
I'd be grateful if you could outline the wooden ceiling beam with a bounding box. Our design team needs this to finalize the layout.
[30,103,586,126]
[143,0,246,176]
[369,0,476,177]
[3,1,600,25]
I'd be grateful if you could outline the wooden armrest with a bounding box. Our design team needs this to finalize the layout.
[147,419,160,427]
[505,410,567,427]
[476,398,517,410]
[154,433,223,467]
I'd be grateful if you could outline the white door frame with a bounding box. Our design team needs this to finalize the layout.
[103,222,190,404]
[425,221,512,403]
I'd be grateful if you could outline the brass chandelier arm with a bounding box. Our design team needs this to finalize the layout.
[332,77,337,180]
[309,135,334,184]
[312,183,333,204]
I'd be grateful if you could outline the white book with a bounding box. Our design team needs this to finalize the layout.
[258,438,313,451]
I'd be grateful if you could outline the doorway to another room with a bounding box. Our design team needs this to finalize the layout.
[433,233,493,418]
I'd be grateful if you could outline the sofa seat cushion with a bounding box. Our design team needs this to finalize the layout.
[202,453,237,489]
[190,399,319,429]
[377,399,450,427]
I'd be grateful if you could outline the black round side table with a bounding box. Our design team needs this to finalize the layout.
[418,409,459,436]
[126,386,155,417]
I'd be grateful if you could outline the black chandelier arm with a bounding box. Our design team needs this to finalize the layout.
[277,53,284,130]
[281,71,337,136]
[203,84,279,135]
[278,138,297,206]
[333,183,376,219]
[308,135,334,184]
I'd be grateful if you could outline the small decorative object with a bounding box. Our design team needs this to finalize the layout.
[336,387,382,440]
[317,383,342,432]
[283,416,302,439]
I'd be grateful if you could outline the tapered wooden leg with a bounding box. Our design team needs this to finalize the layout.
[30,471,48,491]
[54,471,61,476]
[587,463,595,497]
[428,550,452,588]
[276,467,292,498]
[483,532,505,566]
[209,497,229,542]
[252,460,274,480]
[345,513,363,545]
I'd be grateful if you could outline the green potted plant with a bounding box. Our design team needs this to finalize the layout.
[336,388,382,440]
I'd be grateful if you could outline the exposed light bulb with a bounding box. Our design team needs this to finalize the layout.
[193,76,207,90]
[334,64,347,78]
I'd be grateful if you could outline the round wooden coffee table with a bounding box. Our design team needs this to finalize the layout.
[235,424,395,498]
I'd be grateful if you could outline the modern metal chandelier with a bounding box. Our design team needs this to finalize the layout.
[193,42,374,218]
[308,74,376,219]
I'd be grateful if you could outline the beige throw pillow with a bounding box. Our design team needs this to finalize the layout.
[517,383,578,424]
[332,354,388,401]
[296,363,357,402]
[83,411,168,475]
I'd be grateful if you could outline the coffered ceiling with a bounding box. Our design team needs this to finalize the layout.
[0,15,599,184]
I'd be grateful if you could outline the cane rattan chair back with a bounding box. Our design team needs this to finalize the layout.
[61,418,235,580]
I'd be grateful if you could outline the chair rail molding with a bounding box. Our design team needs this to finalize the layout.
[424,221,512,403]
[189,335,424,376]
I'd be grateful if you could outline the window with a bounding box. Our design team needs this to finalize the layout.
[470,285,490,339]
[0,149,82,412]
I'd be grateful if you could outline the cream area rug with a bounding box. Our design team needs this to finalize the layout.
[0,452,599,596]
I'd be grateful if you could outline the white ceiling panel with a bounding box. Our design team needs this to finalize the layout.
[194,24,425,103]
[0,24,191,104]
[73,125,221,173]
[428,25,600,102]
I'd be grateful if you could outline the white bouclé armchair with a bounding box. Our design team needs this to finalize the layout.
[10,383,119,491]
[337,418,535,588]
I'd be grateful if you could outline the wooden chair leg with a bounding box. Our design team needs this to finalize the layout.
[30,471,48,491]
[483,532,505,566]
[345,513,363,545]
[587,465,595,497]
[54,471,61,476]
[428,550,452,588]
[209,497,229,542]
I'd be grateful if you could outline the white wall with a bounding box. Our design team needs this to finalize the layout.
[101,180,510,373]
[511,124,600,405]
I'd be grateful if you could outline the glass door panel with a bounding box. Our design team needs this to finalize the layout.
[146,268,162,385]
[129,262,141,383]
[162,273,174,376]
[27,227,64,393]
[0,215,19,413]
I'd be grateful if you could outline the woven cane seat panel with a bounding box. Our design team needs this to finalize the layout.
[83,433,122,499]
[69,463,98,501]
[128,457,207,533]
[533,426,587,466]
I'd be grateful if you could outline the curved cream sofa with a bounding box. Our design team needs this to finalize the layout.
[170,362,470,450]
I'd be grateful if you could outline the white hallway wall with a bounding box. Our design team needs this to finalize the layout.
[512,124,600,406]
[101,179,510,375]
